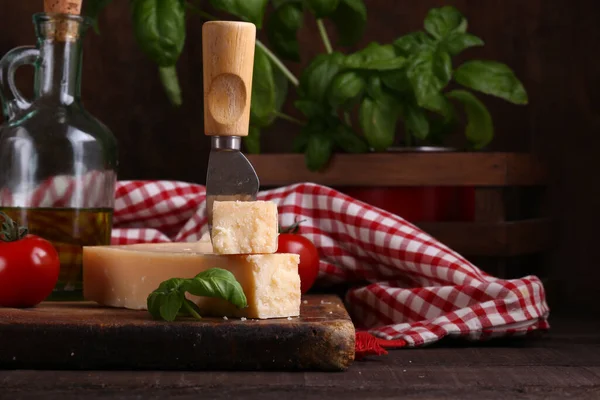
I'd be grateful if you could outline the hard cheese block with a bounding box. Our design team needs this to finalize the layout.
[211,200,278,254]
[83,246,300,319]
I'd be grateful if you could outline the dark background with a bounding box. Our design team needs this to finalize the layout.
[0,0,598,312]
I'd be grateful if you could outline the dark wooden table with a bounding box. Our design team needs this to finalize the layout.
[1,314,599,400]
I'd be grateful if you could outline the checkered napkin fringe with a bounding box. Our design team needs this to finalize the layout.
[112,180,550,347]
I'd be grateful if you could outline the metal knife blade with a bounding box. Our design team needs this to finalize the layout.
[205,136,259,230]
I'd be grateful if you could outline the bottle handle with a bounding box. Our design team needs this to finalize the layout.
[0,46,40,121]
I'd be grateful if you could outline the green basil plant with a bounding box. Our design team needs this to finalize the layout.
[86,1,528,171]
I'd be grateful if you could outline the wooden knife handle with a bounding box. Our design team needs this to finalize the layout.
[203,21,256,137]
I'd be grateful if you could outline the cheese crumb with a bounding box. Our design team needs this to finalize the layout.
[287,316,292,320]
[329,311,333,314]
[223,316,228,320]
[303,300,308,304]
[241,317,247,321]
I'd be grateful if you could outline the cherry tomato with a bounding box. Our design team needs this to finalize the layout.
[277,233,319,294]
[0,213,60,307]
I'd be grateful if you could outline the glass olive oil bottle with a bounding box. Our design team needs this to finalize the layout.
[0,13,118,299]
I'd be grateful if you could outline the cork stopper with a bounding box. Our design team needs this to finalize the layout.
[43,0,83,42]
[44,0,82,14]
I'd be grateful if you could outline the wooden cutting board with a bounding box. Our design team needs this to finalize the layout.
[0,294,355,371]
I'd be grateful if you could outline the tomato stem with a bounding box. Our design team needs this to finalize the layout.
[0,212,28,242]
[279,217,307,234]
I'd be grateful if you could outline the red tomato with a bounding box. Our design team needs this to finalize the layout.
[0,213,60,308]
[277,233,319,294]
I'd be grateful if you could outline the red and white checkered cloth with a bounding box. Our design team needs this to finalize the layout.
[111,180,550,348]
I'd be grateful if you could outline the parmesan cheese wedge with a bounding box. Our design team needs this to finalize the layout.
[211,200,279,254]
[82,246,301,319]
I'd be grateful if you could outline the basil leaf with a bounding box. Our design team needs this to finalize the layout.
[147,292,164,320]
[295,99,324,119]
[159,66,182,106]
[250,46,277,127]
[299,52,345,104]
[328,71,365,110]
[329,0,367,46]
[403,101,429,140]
[147,278,186,320]
[406,51,438,108]
[209,0,269,28]
[365,74,384,99]
[161,291,183,321]
[266,1,303,62]
[305,129,334,171]
[394,32,435,56]
[273,65,289,113]
[250,45,288,128]
[406,50,450,111]
[152,278,187,295]
[243,126,261,154]
[447,90,493,149]
[344,43,406,71]
[131,0,186,67]
[442,32,484,56]
[418,91,459,144]
[359,96,398,151]
[185,269,248,309]
[147,271,248,322]
[333,123,369,153]
[454,60,528,105]
[381,69,411,93]
[430,92,458,121]
[424,6,467,40]
[84,0,113,33]
[433,50,452,86]
[304,0,340,18]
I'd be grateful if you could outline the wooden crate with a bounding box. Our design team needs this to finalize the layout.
[247,152,551,280]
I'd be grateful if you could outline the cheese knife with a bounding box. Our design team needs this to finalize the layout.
[202,21,260,230]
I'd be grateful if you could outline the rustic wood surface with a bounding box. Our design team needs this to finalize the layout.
[474,188,506,222]
[1,315,598,399]
[246,153,548,187]
[0,295,355,372]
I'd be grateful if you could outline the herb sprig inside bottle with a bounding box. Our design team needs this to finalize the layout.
[147,268,248,321]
